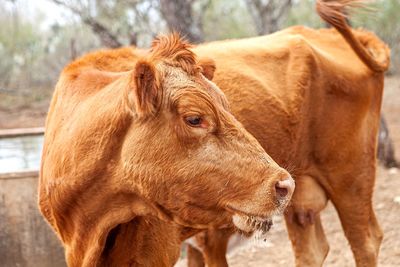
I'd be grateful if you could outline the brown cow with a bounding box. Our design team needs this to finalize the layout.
[38,32,295,265]
[187,0,390,267]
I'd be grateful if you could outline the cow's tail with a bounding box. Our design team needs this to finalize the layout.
[316,0,390,72]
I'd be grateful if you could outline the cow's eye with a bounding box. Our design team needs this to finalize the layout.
[185,116,202,127]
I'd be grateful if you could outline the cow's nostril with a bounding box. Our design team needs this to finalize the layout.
[275,178,294,199]
[275,183,288,198]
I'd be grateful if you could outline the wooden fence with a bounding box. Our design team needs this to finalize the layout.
[0,128,66,266]
[0,171,66,267]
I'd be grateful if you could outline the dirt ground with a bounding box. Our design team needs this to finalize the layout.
[1,76,399,266]
[0,95,48,129]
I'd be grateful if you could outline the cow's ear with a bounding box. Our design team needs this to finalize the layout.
[131,60,161,116]
[198,58,216,80]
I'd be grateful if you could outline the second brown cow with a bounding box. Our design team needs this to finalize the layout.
[187,0,390,266]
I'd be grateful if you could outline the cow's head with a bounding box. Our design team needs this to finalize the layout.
[121,34,295,233]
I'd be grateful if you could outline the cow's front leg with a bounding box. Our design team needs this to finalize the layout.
[187,244,205,267]
[187,227,234,267]
[285,175,329,267]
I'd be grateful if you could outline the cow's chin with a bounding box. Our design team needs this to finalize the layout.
[232,214,273,235]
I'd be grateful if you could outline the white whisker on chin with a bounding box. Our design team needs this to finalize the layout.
[232,214,274,235]
[253,229,269,242]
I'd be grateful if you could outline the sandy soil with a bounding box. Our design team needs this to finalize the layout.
[0,97,48,129]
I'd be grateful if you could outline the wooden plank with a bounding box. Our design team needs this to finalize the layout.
[0,170,40,180]
[0,127,45,138]
[0,174,66,266]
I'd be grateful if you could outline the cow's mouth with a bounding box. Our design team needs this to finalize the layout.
[232,214,273,234]
[225,205,275,235]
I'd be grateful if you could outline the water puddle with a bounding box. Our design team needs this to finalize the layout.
[0,135,43,173]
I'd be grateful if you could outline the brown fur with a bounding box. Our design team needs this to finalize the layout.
[189,0,390,266]
[39,31,294,266]
[39,0,390,265]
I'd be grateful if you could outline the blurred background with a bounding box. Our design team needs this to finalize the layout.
[0,0,399,130]
[0,0,399,266]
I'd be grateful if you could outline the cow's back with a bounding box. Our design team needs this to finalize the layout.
[194,26,386,175]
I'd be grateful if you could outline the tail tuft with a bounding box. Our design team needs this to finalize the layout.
[316,0,390,72]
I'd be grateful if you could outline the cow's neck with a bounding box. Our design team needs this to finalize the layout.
[100,216,182,266]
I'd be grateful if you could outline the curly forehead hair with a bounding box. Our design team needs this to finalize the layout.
[149,33,202,76]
